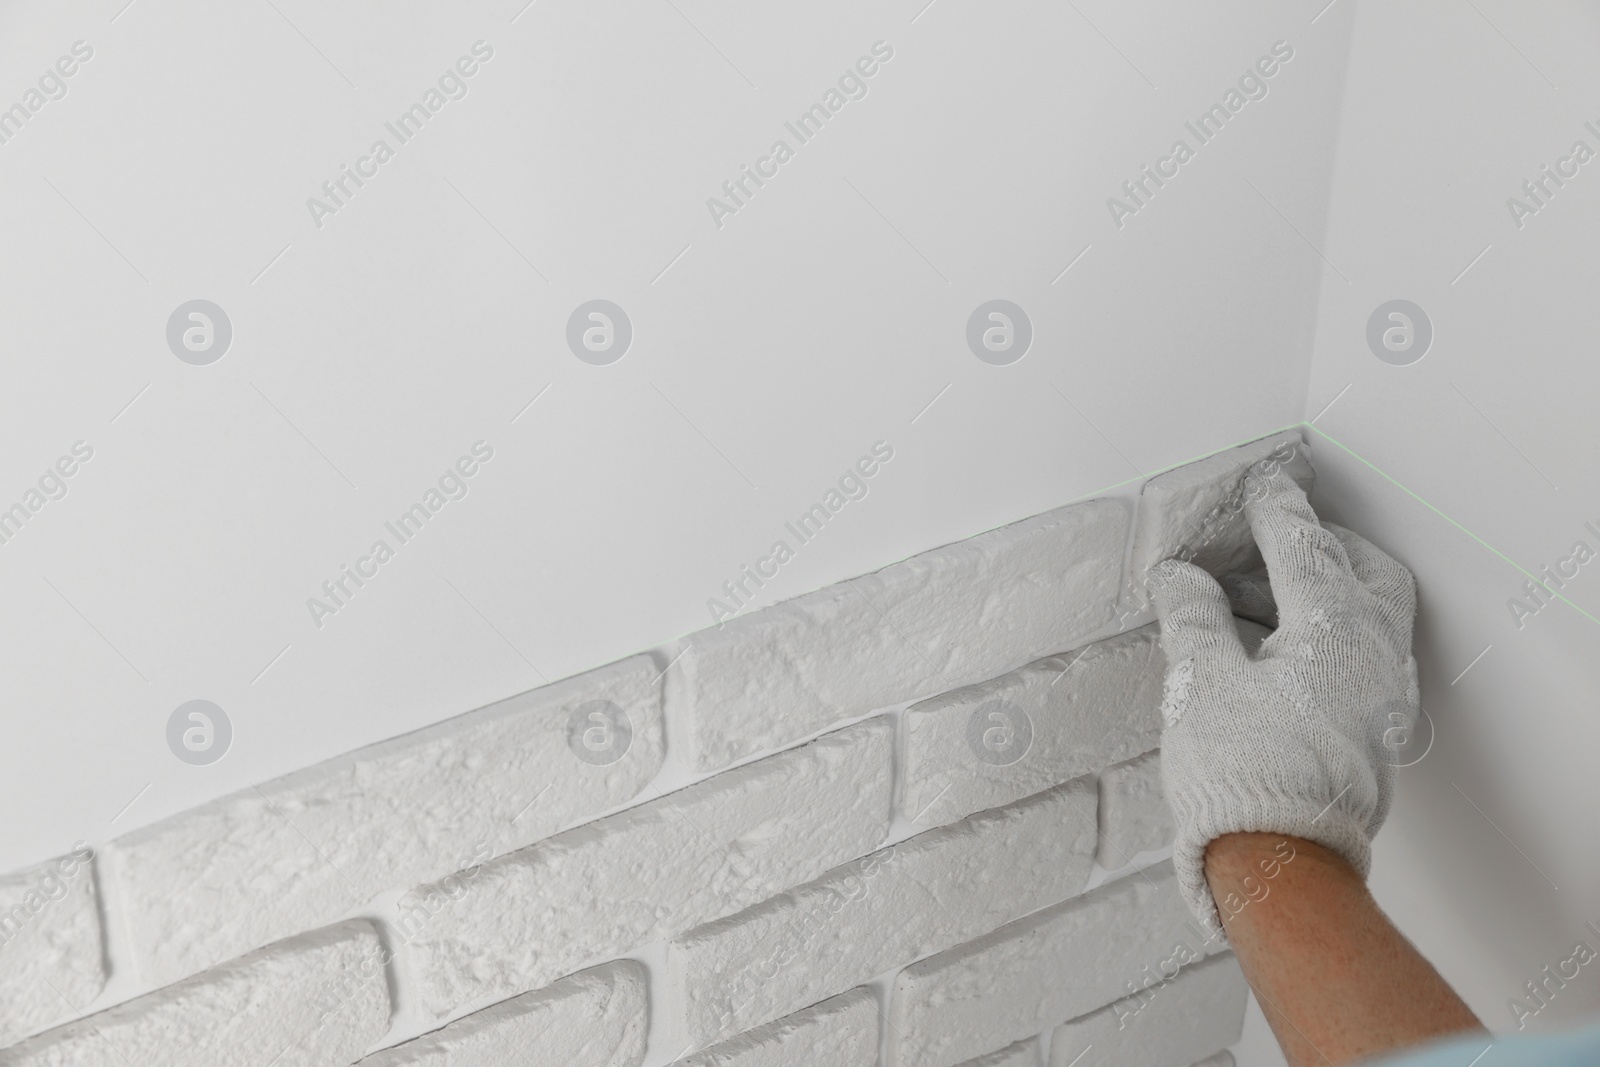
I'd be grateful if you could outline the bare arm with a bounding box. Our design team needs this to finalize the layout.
[1204,831,1485,1066]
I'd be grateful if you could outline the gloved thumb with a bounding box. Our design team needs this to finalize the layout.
[1149,559,1247,664]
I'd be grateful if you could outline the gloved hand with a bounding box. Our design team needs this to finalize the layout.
[1149,464,1420,934]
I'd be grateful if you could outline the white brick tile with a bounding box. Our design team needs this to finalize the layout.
[359,961,645,1067]
[673,987,877,1067]
[681,499,1128,770]
[1097,750,1174,868]
[670,779,1096,1045]
[956,1038,1040,1066]
[901,626,1165,828]
[0,846,104,1046]
[889,862,1222,1067]
[108,656,664,988]
[404,718,894,1016]
[1047,953,1247,1067]
[1190,1052,1235,1066]
[0,920,389,1067]
[1128,430,1312,604]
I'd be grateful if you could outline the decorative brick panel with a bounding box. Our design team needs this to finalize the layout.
[0,435,1291,1066]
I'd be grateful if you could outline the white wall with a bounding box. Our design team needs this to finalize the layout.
[1291,0,1600,1049]
[0,0,1353,877]
[36,0,1600,1062]
[50,2,1600,1064]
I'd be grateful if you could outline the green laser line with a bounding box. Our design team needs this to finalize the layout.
[1303,422,1599,628]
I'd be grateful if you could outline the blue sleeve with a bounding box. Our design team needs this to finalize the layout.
[1370,1023,1600,1066]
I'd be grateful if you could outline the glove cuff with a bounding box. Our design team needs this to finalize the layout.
[1169,782,1373,935]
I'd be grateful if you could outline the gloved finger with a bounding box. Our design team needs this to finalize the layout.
[1219,568,1277,629]
[1324,522,1418,648]
[1241,465,1357,630]
[1149,559,1248,664]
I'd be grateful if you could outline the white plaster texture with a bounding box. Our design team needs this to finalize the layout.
[403,718,894,1015]
[901,626,1166,828]
[1048,953,1248,1067]
[108,656,663,987]
[955,1038,1041,1066]
[359,962,646,1067]
[1129,430,1313,603]
[669,779,1096,1045]
[0,848,104,1046]
[0,920,389,1067]
[680,499,1128,769]
[1097,750,1175,868]
[672,988,877,1067]
[889,863,1222,1067]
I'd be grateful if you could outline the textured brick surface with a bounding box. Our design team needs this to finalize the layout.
[956,1038,1040,1066]
[670,779,1096,1045]
[0,920,389,1067]
[0,438,1309,1067]
[109,656,663,987]
[360,962,646,1067]
[1129,430,1312,603]
[1048,953,1247,1067]
[1097,750,1174,868]
[680,499,1128,769]
[673,987,876,1067]
[901,626,1166,828]
[889,862,1222,1067]
[0,847,104,1046]
[405,718,894,1015]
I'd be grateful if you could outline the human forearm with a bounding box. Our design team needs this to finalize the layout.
[1204,832,1484,1066]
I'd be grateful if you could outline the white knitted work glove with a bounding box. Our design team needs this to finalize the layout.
[1149,465,1420,934]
